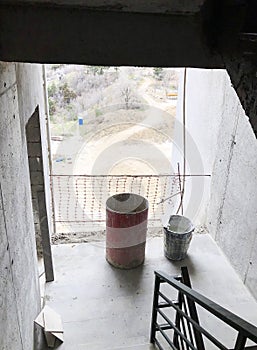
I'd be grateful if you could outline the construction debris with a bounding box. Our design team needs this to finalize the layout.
[34,305,64,348]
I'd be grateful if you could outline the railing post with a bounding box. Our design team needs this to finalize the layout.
[181,266,205,350]
[152,270,257,350]
[173,290,182,349]
[150,273,161,343]
[234,332,247,350]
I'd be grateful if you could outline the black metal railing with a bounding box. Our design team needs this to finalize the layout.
[150,268,257,350]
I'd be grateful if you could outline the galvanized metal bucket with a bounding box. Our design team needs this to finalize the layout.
[106,193,148,269]
[164,215,194,261]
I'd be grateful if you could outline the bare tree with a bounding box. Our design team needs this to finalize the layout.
[121,86,134,109]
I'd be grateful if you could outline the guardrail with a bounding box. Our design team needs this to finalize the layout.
[150,268,257,350]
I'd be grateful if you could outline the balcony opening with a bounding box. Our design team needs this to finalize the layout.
[47,65,187,243]
[41,65,257,349]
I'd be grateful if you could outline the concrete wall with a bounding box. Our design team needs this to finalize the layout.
[207,72,257,300]
[0,4,223,68]
[225,57,257,137]
[181,68,257,299]
[18,63,53,254]
[0,62,47,349]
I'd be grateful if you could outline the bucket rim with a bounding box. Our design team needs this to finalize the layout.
[165,214,194,235]
[106,192,149,215]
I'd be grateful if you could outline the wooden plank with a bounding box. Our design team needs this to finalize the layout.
[37,190,54,282]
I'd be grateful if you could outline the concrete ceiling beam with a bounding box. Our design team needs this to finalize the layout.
[0,0,207,15]
[0,4,223,67]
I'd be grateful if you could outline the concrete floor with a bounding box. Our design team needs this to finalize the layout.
[43,234,257,350]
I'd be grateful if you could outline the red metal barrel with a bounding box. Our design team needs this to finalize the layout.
[106,193,148,269]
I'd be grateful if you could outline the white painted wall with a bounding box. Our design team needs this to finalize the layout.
[173,69,226,226]
[175,68,257,300]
